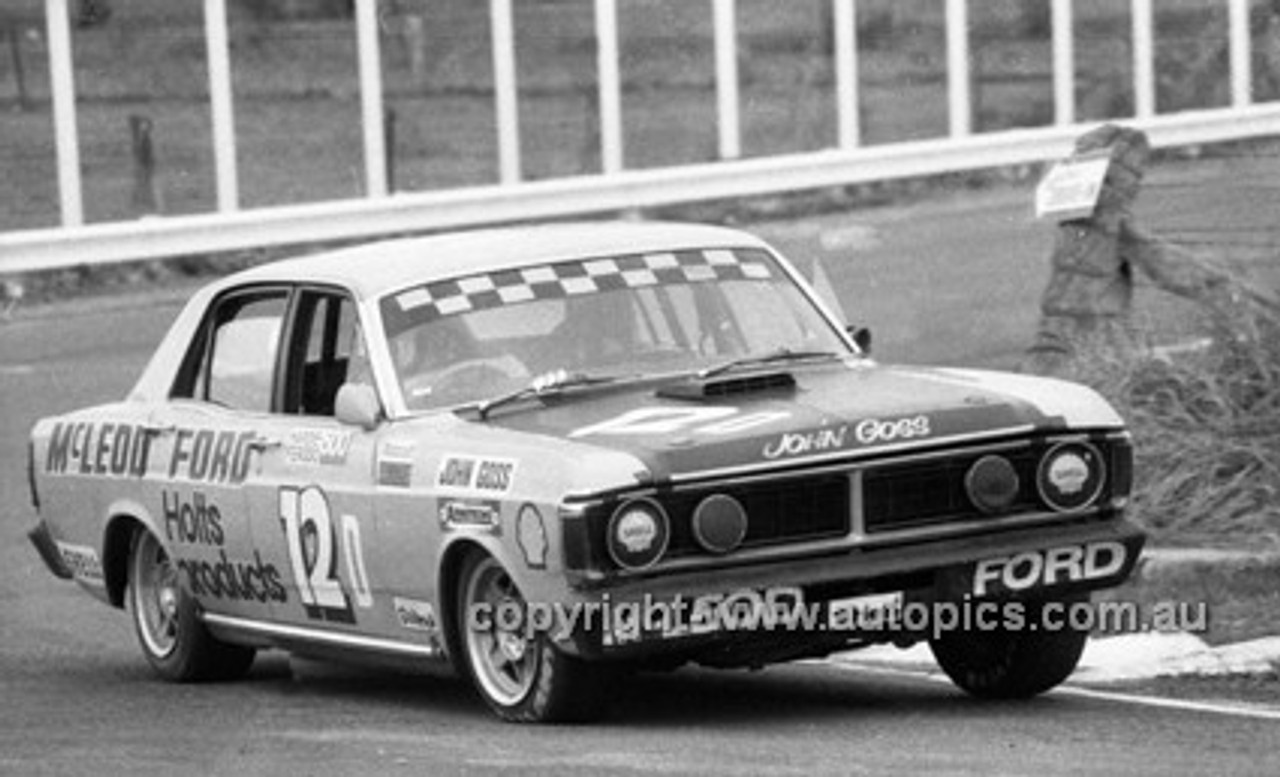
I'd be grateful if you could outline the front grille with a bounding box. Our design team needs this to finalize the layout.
[861,449,1041,534]
[665,473,850,557]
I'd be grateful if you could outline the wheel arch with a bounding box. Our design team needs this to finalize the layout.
[437,537,491,671]
[102,501,163,609]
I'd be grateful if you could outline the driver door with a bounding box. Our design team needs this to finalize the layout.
[240,288,394,637]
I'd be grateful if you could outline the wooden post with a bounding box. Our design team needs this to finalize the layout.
[6,25,30,112]
[384,107,397,194]
[129,115,160,214]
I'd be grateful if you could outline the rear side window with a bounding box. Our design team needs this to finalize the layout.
[173,290,289,412]
[283,290,365,416]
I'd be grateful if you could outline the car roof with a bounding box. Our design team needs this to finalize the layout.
[223,221,773,300]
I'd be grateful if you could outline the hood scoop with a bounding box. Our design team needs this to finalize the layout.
[656,371,797,400]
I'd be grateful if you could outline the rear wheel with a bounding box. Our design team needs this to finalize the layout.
[128,528,255,682]
[457,552,609,722]
[928,594,1090,699]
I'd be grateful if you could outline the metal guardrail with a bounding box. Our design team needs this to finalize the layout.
[2,0,1278,275]
[5,105,1280,275]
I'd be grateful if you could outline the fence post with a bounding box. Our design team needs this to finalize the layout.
[594,0,623,174]
[356,0,388,198]
[46,0,84,227]
[490,0,521,184]
[130,115,160,214]
[713,0,741,160]
[204,0,239,213]
[946,0,971,138]
[1051,0,1075,125]
[833,0,860,149]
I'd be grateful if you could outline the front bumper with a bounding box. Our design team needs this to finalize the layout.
[569,517,1145,659]
[28,521,73,580]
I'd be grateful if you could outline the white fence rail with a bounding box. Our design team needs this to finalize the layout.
[2,0,1279,275]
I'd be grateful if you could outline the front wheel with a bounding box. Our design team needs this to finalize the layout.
[128,528,255,682]
[928,594,1090,699]
[457,552,609,722]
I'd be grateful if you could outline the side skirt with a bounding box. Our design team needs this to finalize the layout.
[202,612,451,667]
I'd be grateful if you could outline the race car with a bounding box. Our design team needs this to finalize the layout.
[26,221,1144,722]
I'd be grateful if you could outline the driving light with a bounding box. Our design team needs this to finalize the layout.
[692,494,748,554]
[1037,441,1105,512]
[965,455,1020,515]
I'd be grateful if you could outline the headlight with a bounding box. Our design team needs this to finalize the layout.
[965,455,1020,515]
[606,498,670,571]
[1037,441,1105,512]
[692,494,748,554]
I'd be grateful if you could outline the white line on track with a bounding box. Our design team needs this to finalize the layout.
[829,661,1280,723]
[0,364,35,376]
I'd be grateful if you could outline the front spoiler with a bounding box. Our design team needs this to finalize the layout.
[28,521,73,580]
[571,518,1145,659]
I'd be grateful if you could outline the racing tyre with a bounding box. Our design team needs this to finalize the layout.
[128,528,256,682]
[457,552,610,723]
[928,594,1090,699]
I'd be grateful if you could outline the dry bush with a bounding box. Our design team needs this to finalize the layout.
[1067,310,1280,547]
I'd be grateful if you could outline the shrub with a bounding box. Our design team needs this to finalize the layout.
[1067,310,1280,547]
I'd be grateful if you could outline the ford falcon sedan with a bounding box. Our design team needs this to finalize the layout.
[26,221,1144,722]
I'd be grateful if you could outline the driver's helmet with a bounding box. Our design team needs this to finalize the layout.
[393,317,476,375]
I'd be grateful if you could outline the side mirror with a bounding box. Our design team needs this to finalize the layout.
[847,325,872,355]
[335,382,382,431]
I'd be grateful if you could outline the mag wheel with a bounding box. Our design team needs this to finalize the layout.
[928,594,1090,700]
[128,528,255,682]
[457,552,608,723]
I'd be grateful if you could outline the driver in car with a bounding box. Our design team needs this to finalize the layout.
[394,317,529,408]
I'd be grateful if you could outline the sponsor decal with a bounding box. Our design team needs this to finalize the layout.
[166,428,260,484]
[55,542,104,585]
[516,504,548,569]
[604,587,806,646]
[761,415,932,458]
[282,428,354,466]
[438,498,501,532]
[393,597,439,633]
[45,423,272,485]
[853,415,931,445]
[378,459,414,488]
[45,421,155,478]
[435,455,517,495]
[1047,453,1090,494]
[763,425,848,459]
[164,489,288,604]
[381,440,416,459]
[279,486,374,622]
[616,511,657,554]
[971,540,1128,597]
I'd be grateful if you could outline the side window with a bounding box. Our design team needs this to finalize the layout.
[284,291,365,416]
[174,290,288,412]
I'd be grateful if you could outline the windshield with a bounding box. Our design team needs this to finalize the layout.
[378,247,850,411]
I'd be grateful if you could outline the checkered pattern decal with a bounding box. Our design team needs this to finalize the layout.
[381,248,777,332]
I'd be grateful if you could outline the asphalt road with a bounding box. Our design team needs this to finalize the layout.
[3,175,1280,775]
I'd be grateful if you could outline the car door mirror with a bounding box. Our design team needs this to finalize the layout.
[847,325,872,355]
[334,382,383,431]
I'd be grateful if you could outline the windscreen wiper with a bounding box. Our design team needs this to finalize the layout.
[474,369,620,420]
[697,348,842,380]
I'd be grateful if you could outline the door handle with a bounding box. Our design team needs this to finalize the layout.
[246,437,283,452]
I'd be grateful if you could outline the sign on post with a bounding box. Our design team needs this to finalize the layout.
[1035,150,1113,222]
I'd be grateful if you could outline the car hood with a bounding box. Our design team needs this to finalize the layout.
[477,361,1123,484]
